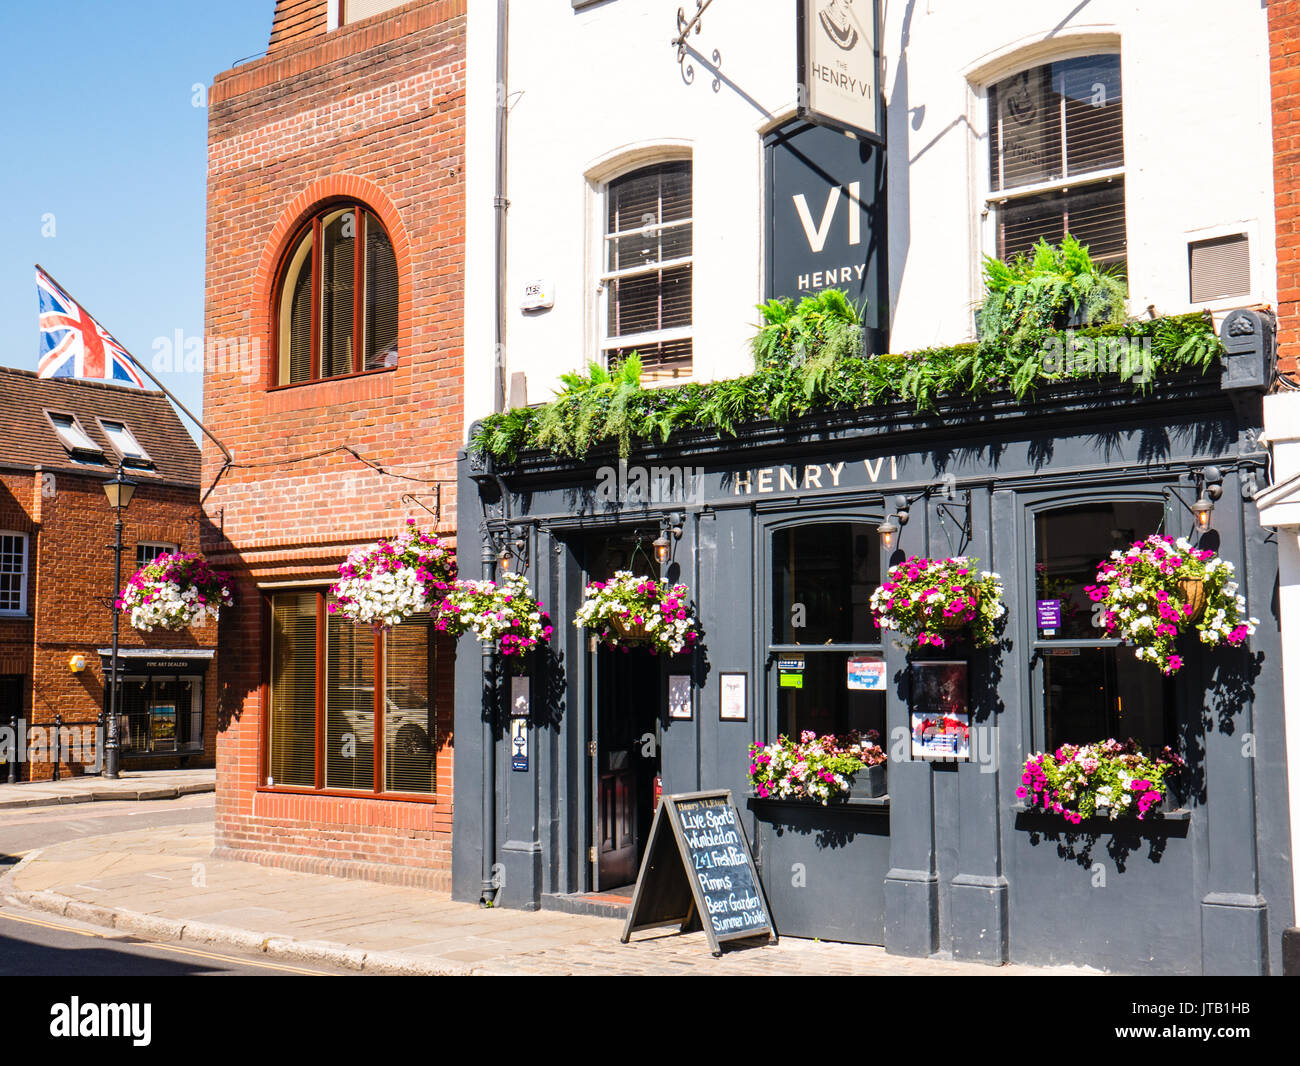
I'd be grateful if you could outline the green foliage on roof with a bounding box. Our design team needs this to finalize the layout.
[472,243,1223,464]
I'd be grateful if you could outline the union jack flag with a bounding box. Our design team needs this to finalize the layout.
[36,267,146,387]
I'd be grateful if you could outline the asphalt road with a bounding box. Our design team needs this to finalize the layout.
[0,793,219,867]
[0,794,355,976]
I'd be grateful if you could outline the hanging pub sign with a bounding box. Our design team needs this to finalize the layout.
[797,0,883,143]
[763,117,888,354]
[621,791,775,957]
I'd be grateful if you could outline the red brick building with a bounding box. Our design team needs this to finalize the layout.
[201,0,465,888]
[1272,0,1300,377]
[0,369,215,782]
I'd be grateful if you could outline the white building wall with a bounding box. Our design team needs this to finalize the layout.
[462,0,1276,433]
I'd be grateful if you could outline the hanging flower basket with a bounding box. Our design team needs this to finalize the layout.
[573,571,700,655]
[1018,739,1185,824]
[117,552,234,633]
[437,572,553,656]
[749,731,887,805]
[869,556,1005,649]
[1085,535,1257,675]
[329,520,457,631]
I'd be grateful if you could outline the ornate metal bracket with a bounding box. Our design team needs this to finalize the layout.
[674,0,719,87]
[400,486,442,525]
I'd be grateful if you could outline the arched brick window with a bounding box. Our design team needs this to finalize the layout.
[274,203,399,386]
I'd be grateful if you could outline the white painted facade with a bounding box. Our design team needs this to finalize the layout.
[1257,391,1300,930]
[463,0,1276,430]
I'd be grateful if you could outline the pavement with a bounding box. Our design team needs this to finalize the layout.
[0,822,1099,976]
[0,769,215,811]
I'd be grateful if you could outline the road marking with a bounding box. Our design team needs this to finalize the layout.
[141,942,328,975]
[1,911,100,938]
[72,884,104,893]
[0,910,331,975]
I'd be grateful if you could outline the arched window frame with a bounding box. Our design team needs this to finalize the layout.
[270,201,400,388]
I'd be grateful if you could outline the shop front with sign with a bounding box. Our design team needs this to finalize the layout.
[453,310,1293,974]
[97,650,213,761]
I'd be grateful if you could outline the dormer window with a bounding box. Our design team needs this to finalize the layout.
[99,419,154,469]
[47,412,106,463]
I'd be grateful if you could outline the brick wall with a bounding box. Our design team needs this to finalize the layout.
[202,0,465,885]
[1,467,215,781]
[1272,0,1300,376]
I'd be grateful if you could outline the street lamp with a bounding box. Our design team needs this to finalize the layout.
[103,463,136,780]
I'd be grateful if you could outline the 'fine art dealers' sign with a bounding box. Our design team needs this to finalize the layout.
[798,0,882,142]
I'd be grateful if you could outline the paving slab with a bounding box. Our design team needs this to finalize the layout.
[0,769,215,811]
[0,823,1101,977]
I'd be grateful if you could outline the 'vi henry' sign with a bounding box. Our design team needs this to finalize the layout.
[798,0,883,142]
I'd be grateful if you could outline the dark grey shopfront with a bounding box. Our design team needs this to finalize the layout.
[452,310,1293,975]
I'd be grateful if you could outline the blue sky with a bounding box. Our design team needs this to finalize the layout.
[0,0,273,438]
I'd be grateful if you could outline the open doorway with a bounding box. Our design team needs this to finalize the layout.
[584,531,662,893]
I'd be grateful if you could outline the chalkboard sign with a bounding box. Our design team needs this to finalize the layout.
[621,790,775,956]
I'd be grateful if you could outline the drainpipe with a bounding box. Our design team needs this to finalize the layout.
[493,0,510,414]
[480,530,499,906]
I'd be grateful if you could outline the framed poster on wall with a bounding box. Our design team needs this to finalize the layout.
[719,673,747,721]
[909,661,970,760]
[668,674,693,720]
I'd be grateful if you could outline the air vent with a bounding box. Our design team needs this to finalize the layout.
[342,0,409,25]
[1189,233,1250,303]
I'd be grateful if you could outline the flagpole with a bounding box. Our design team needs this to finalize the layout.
[35,263,234,466]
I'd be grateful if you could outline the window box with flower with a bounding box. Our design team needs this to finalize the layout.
[749,731,888,804]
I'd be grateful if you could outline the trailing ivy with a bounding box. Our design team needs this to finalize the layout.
[472,310,1223,464]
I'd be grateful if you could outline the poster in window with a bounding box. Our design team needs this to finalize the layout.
[719,673,747,721]
[150,703,177,752]
[993,65,1056,189]
[668,674,693,720]
[909,661,969,760]
[847,655,886,691]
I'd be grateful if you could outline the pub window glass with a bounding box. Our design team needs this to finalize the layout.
[771,522,884,739]
[1034,501,1171,751]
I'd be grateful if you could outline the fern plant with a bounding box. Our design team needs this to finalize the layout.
[979,235,1128,347]
[753,289,865,370]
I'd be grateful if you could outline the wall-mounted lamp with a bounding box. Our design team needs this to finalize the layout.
[489,523,531,574]
[878,495,911,552]
[656,512,685,564]
[1170,465,1224,534]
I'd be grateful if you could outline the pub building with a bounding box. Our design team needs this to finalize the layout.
[451,1,1291,973]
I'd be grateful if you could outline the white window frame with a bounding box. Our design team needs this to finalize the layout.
[98,419,153,467]
[136,542,179,569]
[982,49,1126,269]
[590,152,695,387]
[0,532,29,616]
[46,411,105,460]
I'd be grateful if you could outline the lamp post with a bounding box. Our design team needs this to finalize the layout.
[102,463,136,780]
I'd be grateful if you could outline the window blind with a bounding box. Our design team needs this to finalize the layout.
[384,617,435,794]
[364,214,399,370]
[325,610,375,791]
[999,180,1126,269]
[320,210,356,378]
[269,593,318,787]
